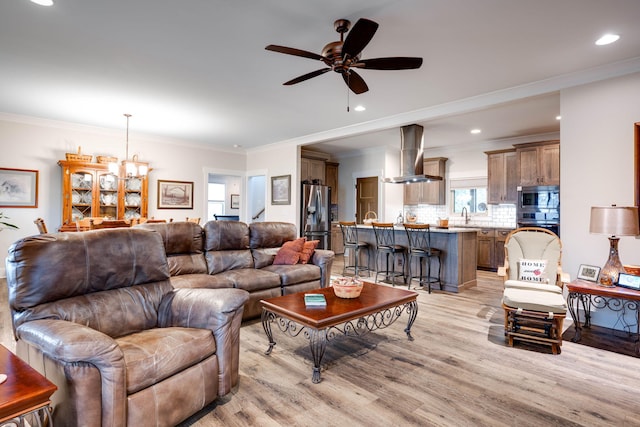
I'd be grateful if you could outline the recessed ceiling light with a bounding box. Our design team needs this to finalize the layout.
[354,105,366,112]
[595,34,620,46]
[233,144,242,148]
[30,0,54,5]
[470,129,481,134]
[556,115,562,121]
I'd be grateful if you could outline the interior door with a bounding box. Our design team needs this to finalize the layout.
[356,176,378,223]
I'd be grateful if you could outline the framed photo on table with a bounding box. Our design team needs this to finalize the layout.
[577,264,600,282]
[271,175,291,205]
[157,180,193,209]
[0,168,38,208]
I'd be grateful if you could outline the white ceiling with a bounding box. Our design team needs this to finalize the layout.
[1,1,640,155]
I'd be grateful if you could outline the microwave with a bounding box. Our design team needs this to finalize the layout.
[518,185,560,209]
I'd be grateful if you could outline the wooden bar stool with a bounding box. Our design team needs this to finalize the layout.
[372,222,407,286]
[404,223,442,293]
[339,221,371,277]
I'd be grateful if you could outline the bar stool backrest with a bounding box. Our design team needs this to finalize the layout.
[339,221,359,246]
[372,222,397,249]
[404,223,433,253]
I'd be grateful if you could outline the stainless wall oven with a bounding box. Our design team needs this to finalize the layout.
[517,185,560,236]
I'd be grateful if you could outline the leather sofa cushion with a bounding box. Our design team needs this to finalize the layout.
[168,254,209,276]
[204,221,250,251]
[170,274,235,289]
[249,222,297,248]
[262,264,321,286]
[206,249,254,274]
[136,222,208,275]
[117,327,216,394]
[251,248,278,269]
[13,281,173,338]
[213,268,281,292]
[6,229,170,311]
[136,222,204,256]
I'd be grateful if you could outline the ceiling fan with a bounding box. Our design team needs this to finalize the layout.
[265,18,423,95]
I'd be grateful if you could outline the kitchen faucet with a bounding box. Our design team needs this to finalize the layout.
[461,206,469,225]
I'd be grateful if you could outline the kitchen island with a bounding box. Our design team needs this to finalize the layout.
[354,225,478,293]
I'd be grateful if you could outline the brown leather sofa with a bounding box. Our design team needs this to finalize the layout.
[5,228,249,427]
[137,221,335,319]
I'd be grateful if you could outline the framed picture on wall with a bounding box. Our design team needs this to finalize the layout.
[0,168,38,208]
[271,175,291,205]
[157,180,194,209]
[230,194,240,209]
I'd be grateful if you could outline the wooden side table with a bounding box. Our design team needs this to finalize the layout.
[0,344,57,426]
[566,279,640,355]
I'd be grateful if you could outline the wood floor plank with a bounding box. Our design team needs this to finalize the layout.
[3,264,640,427]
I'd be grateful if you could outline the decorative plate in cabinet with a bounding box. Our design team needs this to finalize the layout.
[126,178,142,191]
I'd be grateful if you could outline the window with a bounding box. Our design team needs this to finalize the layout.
[207,183,225,220]
[451,188,487,214]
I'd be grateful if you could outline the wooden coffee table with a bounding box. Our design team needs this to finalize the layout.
[260,282,418,383]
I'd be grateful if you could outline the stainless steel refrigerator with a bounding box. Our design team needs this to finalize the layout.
[301,183,331,250]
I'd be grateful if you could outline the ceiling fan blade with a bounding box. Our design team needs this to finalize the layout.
[355,57,423,70]
[284,68,331,85]
[342,18,379,59]
[342,70,368,94]
[265,44,325,61]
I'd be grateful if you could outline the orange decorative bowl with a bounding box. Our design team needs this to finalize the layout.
[331,277,364,299]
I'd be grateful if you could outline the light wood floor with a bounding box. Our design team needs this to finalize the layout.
[2,261,640,426]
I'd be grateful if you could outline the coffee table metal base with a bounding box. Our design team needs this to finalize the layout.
[262,301,418,383]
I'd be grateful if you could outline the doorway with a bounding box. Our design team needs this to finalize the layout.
[356,176,378,223]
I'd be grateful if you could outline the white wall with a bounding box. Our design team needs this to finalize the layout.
[246,143,299,226]
[561,71,640,328]
[0,115,246,276]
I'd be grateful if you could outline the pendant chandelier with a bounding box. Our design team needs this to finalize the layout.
[108,114,148,178]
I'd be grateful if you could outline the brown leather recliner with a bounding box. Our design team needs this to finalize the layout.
[5,228,249,427]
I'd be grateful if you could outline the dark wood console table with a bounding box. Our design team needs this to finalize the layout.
[0,344,57,426]
[566,280,640,355]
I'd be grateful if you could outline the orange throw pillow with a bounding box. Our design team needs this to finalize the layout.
[273,237,306,265]
[273,248,300,265]
[299,240,319,264]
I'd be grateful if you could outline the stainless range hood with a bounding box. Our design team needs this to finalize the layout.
[383,124,443,184]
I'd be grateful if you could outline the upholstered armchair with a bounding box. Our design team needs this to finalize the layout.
[497,227,569,354]
[5,228,249,427]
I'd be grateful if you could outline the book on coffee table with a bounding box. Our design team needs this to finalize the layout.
[304,293,327,307]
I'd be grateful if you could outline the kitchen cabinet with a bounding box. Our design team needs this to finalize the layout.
[486,149,517,204]
[477,228,513,271]
[300,157,326,183]
[476,228,495,270]
[494,228,511,270]
[325,162,339,205]
[331,223,344,254]
[59,160,148,228]
[515,141,560,186]
[403,157,448,205]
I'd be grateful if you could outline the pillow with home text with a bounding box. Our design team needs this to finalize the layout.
[518,259,548,283]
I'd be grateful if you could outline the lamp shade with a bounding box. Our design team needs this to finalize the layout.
[589,206,640,236]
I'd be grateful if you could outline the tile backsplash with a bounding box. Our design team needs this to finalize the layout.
[405,204,517,228]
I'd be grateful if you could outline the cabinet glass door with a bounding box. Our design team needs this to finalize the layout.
[70,171,94,221]
[124,177,143,220]
[98,172,119,219]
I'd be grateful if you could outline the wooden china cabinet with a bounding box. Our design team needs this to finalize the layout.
[58,160,149,228]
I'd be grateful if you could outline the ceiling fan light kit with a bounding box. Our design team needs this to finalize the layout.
[266,18,423,95]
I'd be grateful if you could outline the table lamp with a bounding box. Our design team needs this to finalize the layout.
[589,205,640,286]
